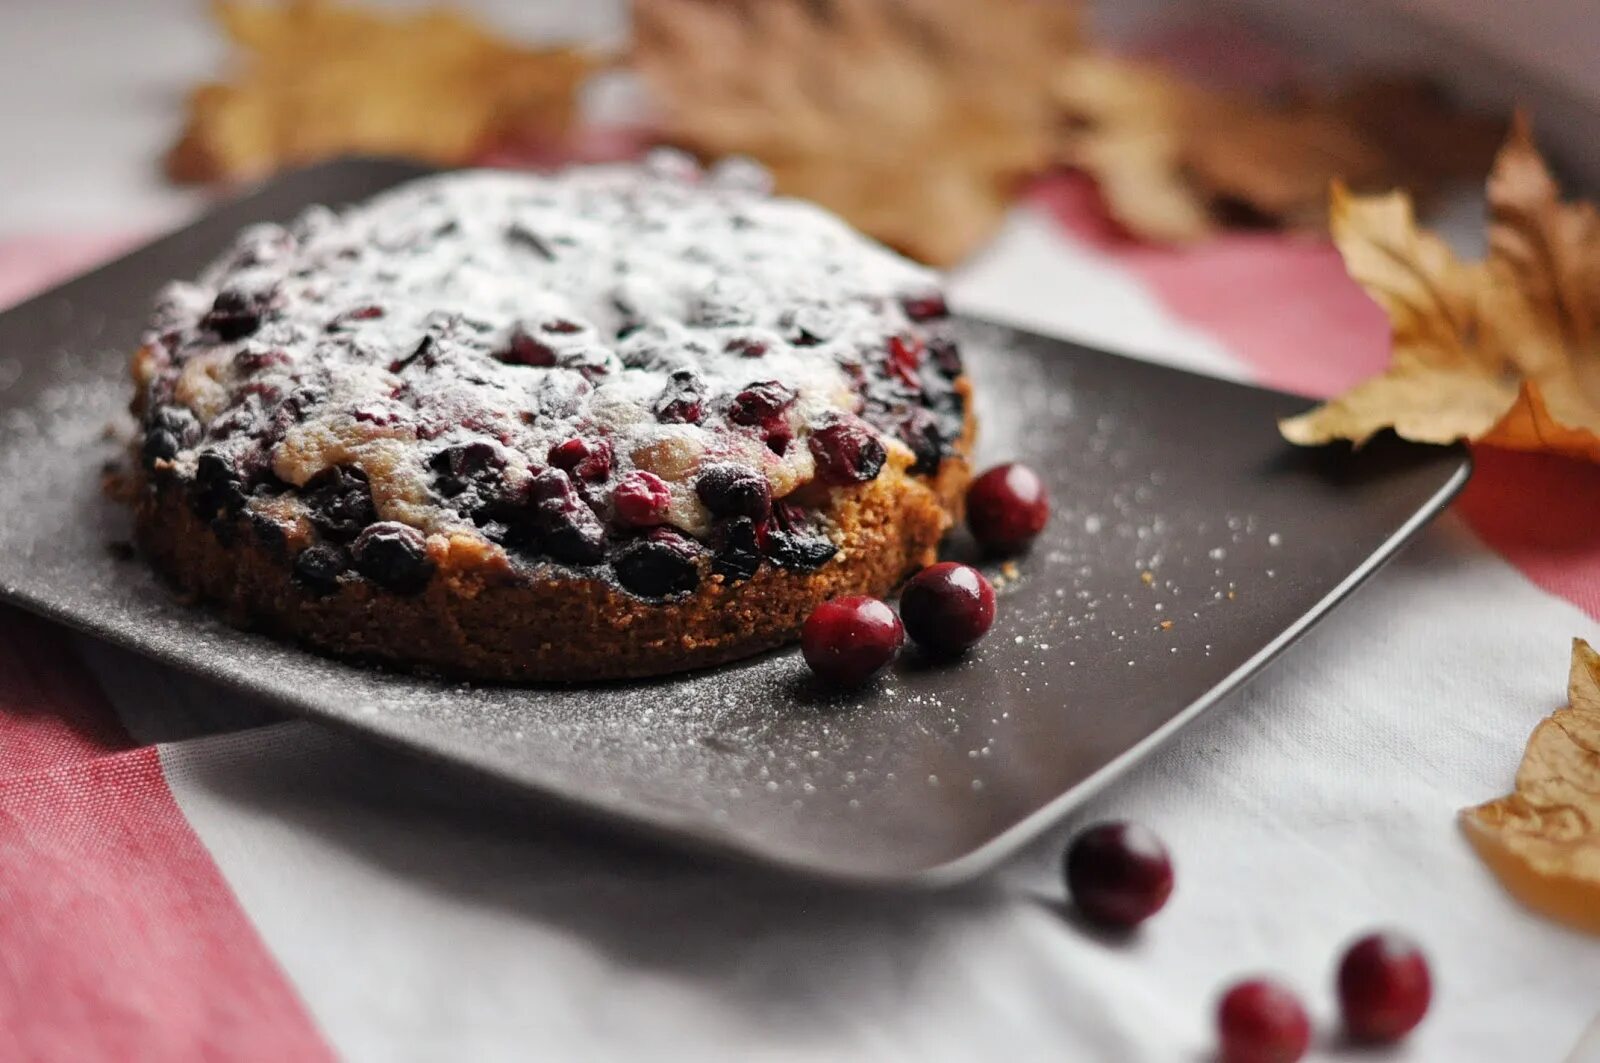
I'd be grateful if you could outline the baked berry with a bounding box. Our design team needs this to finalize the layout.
[352,521,434,594]
[967,463,1049,554]
[1217,980,1310,1063]
[808,419,887,485]
[765,528,838,571]
[1063,821,1174,929]
[548,436,613,481]
[801,596,903,687]
[898,407,945,476]
[614,528,701,598]
[612,471,672,528]
[928,335,963,378]
[887,334,924,389]
[192,449,248,517]
[302,465,377,542]
[899,562,995,655]
[1336,932,1431,1043]
[501,325,558,366]
[143,406,199,466]
[524,468,606,564]
[899,291,949,322]
[429,441,504,498]
[713,517,763,581]
[202,286,266,341]
[725,337,769,358]
[728,381,796,425]
[293,542,349,595]
[696,463,771,522]
[654,368,705,424]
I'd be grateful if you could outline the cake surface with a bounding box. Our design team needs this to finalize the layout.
[130,153,973,681]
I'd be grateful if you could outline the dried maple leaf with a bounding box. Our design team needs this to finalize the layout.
[631,0,1077,265]
[1461,638,1600,935]
[1053,57,1501,242]
[167,0,598,183]
[1281,117,1600,463]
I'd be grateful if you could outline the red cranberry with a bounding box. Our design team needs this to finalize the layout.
[612,471,671,528]
[899,291,949,322]
[899,562,995,655]
[614,528,701,598]
[502,325,558,367]
[887,335,924,388]
[1064,821,1174,929]
[801,596,903,687]
[654,369,706,424]
[1218,980,1311,1063]
[725,337,769,358]
[808,419,887,485]
[548,437,613,481]
[352,521,434,594]
[1337,932,1431,1043]
[728,380,797,425]
[967,463,1050,554]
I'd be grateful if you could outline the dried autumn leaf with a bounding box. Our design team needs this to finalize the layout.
[1054,56,1501,241]
[167,0,598,183]
[632,0,1077,265]
[1461,638,1600,935]
[1282,117,1600,463]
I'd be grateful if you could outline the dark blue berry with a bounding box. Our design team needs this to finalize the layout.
[695,463,771,522]
[352,522,434,594]
[302,465,377,543]
[614,529,701,599]
[713,517,763,582]
[192,450,248,517]
[202,286,268,341]
[429,441,504,498]
[293,542,349,594]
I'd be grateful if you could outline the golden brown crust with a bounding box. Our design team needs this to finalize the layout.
[133,404,972,683]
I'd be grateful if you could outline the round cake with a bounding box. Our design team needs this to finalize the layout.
[129,153,973,681]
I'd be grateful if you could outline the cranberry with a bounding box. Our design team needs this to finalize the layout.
[429,441,504,498]
[899,562,995,655]
[202,286,267,341]
[713,517,763,582]
[524,468,606,564]
[654,369,706,424]
[612,471,672,528]
[808,419,887,485]
[1217,980,1311,1063]
[614,528,701,598]
[728,380,797,426]
[352,521,434,594]
[725,337,769,358]
[192,450,249,517]
[696,463,771,522]
[899,291,949,322]
[967,463,1050,554]
[928,335,964,378]
[1337,932,1431,1043]
[501,325,558,367]
[887,335,924,388]
[1063,821,1174,929]
[302,465,377,542]
[293,542,349,595]
[548,437,613,481]
[801,596,903,687]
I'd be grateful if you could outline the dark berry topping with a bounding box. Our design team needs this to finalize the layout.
[524,468,606,564]
[233,346,291,373]
[808,419,887,486]
[326,304,385,331]
[612,471,671,528]
[1337,932,1431,1043]
[728,381,796,425]
[301,465,377,542]
[202,286,268,341]
[292,542,349,595]
[543,318,584,335]
[928,335,963,378]
[899,561,995,655]
[712,517,763,582]
[428,441,505,499]
[192,449,248,517]
[351,521,434,594]
[967,463,1050,554]
[613,528,701,599]
[547,436,613,481]
[899,291,949,322]
[887,335,924,389]
[898,407,945,477]
[1217,980,1311,1063]
[143,406,199,466]
[500,325,558,367]
[695,463,771,522]
[801,596,903,687]
[654,369,706,424]
[725,337,769,358]
[1063,821,1175,929]
[763,500,837,570]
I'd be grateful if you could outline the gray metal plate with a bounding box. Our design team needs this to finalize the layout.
[0,160,1468,885]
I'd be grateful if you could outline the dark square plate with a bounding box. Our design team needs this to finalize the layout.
[0,160,1469,885]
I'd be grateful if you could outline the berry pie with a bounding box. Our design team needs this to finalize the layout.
[129,153,973,680]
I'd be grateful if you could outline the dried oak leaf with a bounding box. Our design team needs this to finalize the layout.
[632,0,1077,265]
[1461,638,1600,935]
[1281,117,1600,463]
[167,0,598,183]
[1053,56,1501,242]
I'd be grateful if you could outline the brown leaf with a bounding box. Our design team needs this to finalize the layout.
[631,0,1076,265]
[1281,117,1600,463]
[1054,57,1500,241]
[1461,638,1600,935]
[167,0,597,183]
